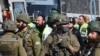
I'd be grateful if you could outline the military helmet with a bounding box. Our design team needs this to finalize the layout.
[16,13,30,23]
[89,21,100,32]
[48,10,59,23]
[3,20,17,31]
[55,14,69,25]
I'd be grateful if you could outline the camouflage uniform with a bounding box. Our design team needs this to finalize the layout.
[16,13,41,56]
[0,20,27,56]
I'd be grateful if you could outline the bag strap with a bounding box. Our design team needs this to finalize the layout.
[22,28,33,48]
[0,38,17,42]
[0,33,18,42]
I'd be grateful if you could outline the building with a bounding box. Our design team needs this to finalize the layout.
[60,0,99,21]
[0,0,100,21]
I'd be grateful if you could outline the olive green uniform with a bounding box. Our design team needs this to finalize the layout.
[40,14,80,56]
[17,28,41,56]
[0,20,27,56]
[60,32,80,55]
[16,13,41,56]
[40,32,80,56]
[87,21,100,56]
[93,43,100,56]
[0,32,27,56]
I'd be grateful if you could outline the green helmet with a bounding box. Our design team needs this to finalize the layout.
[55,14,69,25]
[3,20,16,31]
[16,13,30,23]
[48,10,59,23]
[89,21,100,32]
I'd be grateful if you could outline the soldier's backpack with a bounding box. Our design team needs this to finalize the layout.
[0,36,18,56]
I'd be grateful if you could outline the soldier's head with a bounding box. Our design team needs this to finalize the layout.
[48,9,59,26]
[78,15,87,24]
[16,13,30,31]
[68,17,75,29]
[3,20,17,32]
[88,21,100,42]
[36,15,46,26]
[53,14,70,33]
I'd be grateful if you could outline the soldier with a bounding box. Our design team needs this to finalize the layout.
[0,20,27,56]
[40,14,80,56]
[68,18,84,56]
[16,13,41,56]
[86,21,100,56]
[48,8,59,28]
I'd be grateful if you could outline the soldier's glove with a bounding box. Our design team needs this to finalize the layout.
[60,40,70,48]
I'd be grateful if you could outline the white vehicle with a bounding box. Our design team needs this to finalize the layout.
[0,0,27,34]
[9,0,27,20]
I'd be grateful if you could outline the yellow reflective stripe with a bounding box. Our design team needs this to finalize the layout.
[80,23,88,32]
[28,22,35,28]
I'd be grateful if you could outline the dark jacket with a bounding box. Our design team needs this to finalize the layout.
[72,27,84,48]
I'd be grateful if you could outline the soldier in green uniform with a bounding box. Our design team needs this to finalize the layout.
[40,14,80,56]
[48,8,59,28]
[0,20,27,56]
[16,13,41,56]
[86,21,100,56]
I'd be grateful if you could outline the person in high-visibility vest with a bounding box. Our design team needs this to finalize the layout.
[35,15,53,43]
[71,17,80,30]
[78,15,89,45]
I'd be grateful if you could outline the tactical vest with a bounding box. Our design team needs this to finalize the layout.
[74,23,79,30]
[80,23,88,38]
[22,28,34,56]
[50,33,70,56]
[0,35,19,56]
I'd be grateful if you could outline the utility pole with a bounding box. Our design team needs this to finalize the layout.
[59,0,62,14]
[90,0,96,20]
[59,0,66,15]
[99,0,100,15]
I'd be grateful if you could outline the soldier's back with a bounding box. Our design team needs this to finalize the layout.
[0,32,27,56]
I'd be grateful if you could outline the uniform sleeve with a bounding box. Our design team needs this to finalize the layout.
[18,37,27,56]
[31,32,41,56]
[40,35,53,56]
[71,34,80,52]
[94,48,100,56]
